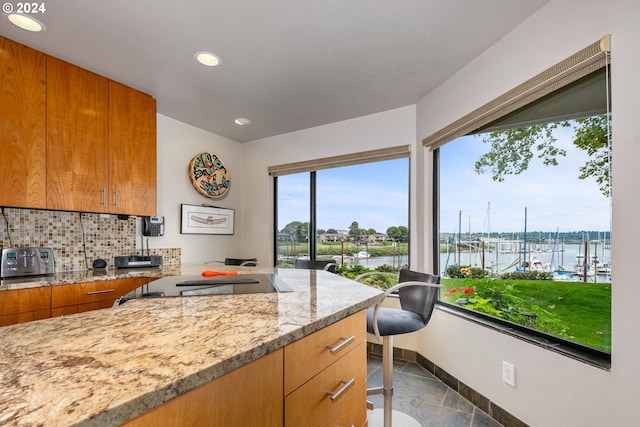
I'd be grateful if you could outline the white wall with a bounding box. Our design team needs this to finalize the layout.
[151,114,244,264]
[416,0,640,425]
[239,105,417,265]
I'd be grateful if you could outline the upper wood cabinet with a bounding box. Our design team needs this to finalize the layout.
[47,57,110,212]
[0,36,47,208]
[47,58,156,216]
[108,81,157,216]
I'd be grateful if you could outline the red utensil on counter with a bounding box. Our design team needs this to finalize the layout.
[201,270,240,277]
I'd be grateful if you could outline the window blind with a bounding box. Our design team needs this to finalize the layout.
[268,144,410,177]
[422,35,611,149]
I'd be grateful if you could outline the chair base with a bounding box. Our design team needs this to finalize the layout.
[367,408,421,427]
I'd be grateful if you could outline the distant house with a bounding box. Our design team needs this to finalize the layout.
[318,230,348,242]
[365,233,391,244]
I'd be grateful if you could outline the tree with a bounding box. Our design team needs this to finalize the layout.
[386,226,409,242]
[474,115,611,196]
[349,221,360,240]
[280,221,309,242]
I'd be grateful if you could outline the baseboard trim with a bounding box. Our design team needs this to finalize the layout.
[367,342,529,427]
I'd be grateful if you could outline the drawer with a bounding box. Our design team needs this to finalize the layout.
[318,381,367,427]
[285,310,365,395]
[51,278,141,308]
[0,309,51,327]
[0,286,51,316]
[285,341,366,427]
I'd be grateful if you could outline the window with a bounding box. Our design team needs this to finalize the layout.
[271,149,409,269]
[425,37,611,367]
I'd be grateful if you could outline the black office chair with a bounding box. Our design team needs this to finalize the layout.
[224,257,258,267]
[294,258,337,273]
[357,269,441,427]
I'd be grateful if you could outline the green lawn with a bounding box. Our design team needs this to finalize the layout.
[442,278,611,352]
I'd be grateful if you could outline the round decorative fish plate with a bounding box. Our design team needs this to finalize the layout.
[189,152,230,198]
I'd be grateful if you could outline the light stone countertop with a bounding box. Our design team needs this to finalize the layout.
[0,266,383,427]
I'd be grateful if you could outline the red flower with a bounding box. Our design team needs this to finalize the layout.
[449,288,456,293]
[464,287,474,294]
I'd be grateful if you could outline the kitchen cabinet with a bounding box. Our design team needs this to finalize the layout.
[121,348,284,427]
[46,57,109,212]
[108,81,157,216]
[46,58,157,216]
[120,310,367,427]
[51,278,142,317]
[0,286,51,327]
[0,36,47,209]
[284,310,367,427]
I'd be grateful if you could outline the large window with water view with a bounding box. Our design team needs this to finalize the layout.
[438,114,611,353]
[275,159,409,276]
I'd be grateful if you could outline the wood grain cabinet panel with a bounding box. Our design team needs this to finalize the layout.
[46,57,109,212]
[285,341,366,427]
[51,278,141,316]
[0,286,51,327]
[121,349,284,427]
[284,309,366,395]
[108,81,157,216]
[0,36,47,209]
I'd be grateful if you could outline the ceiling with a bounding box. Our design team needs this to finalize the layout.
[0,0,550,142]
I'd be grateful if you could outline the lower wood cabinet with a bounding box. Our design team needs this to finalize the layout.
[284,310,367,427]
[0,286,51,327]
[118,310,368,427]
[121,348,284,427]
[51,278,142,317]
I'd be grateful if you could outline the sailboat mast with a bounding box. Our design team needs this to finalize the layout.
[523,207,528,272]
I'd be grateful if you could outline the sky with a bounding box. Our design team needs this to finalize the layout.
[277,125,612,234]
[440,127,611,233]
[277,159,409,233]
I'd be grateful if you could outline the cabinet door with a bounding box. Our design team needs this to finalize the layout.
[122,349,284,427]
[47,57,109,212]
[0,286,51,326]
[109,81,157,216]
[0,36,47,208]
[51,278,141,316]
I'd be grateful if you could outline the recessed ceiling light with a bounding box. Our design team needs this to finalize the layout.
[194,51,220,67]
[7,14,45,32]
[234,118,251,126]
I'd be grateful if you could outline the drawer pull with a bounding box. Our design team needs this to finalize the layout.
[86,289,115,295]
[327,378,355,401]
[326,335,355,354]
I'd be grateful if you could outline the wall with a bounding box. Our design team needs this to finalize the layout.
[415,0,639,425]
[0,208,181,270]
[239,105,417,266]
[153,114,245,264]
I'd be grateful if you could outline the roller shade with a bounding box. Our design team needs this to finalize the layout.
[268,145,410,177]
[422,35,611,149]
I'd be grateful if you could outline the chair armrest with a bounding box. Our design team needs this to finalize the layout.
[370,280,443,340]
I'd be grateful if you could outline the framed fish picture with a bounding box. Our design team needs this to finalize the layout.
[180,204,235,235]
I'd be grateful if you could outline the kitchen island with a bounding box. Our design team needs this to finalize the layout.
[0,266,383,426]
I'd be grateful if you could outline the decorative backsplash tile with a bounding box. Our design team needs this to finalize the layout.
[0,208,180,272]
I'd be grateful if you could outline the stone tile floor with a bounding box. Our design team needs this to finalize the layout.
[366,356,504,427]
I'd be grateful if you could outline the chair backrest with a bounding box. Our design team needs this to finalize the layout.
[294,259,337,273]
[224,257,258,267]
[397,269,441,325]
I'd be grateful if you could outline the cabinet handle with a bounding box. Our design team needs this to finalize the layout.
[114,188,119,208]
[102,187,107,208]
[327,378,355,401]
[326,335,355,354]
[86,289,115,295]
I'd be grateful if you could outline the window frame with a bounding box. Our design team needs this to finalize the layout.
[429,37,612,370]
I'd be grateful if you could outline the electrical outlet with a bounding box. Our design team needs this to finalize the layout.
[502,361,516,387]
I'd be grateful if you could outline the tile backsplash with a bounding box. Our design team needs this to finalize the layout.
[0,208,180,272]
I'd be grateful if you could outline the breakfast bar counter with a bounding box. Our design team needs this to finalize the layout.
[0,267,384,427]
